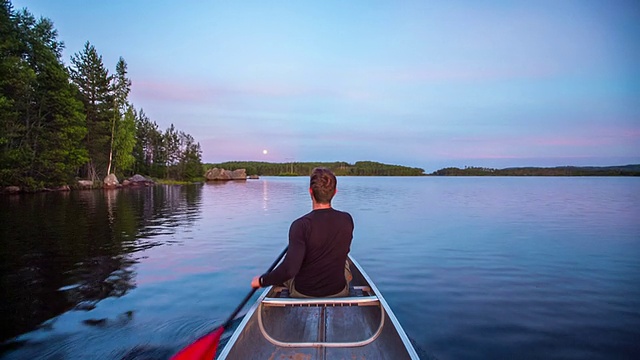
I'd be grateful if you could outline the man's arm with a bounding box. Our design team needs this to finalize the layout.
[251,218,307,288]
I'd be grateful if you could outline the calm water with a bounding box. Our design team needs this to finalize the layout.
[1,177,639,359]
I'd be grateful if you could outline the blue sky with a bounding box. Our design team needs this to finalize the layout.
[13,0,640,171]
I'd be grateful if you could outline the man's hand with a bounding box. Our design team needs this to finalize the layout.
[251,276,261,289]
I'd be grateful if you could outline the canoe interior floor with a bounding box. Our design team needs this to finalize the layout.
[222,286,411,360]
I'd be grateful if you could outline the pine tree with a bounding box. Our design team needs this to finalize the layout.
[107,56,132,176]
[69,41,112,182]
[0,0,31,185]
[0,2,87,188]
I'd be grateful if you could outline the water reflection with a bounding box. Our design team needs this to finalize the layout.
[0,185,202,342]
[262,178,269,211]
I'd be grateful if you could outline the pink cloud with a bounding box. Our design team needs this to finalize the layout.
[132,78,319,104]
[133,80,222,102]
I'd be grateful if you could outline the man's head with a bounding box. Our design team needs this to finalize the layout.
[309,167,337,204]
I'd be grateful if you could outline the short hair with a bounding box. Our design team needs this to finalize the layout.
[310,167,336,204]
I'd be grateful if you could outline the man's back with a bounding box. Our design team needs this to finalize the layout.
[291,208,353,297]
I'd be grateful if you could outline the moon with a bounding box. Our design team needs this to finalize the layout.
[262,149,268,155]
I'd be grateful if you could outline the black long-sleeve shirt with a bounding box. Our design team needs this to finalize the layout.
[261,208,354,297]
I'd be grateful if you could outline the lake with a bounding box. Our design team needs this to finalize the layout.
[1,177,639,359]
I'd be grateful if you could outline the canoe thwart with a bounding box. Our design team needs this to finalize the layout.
[262,295,380,307]
[270,285,374,298]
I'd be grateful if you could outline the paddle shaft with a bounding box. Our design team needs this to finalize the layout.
[221,246,288,329]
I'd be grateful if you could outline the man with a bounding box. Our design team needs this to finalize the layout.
[251,167,354,297]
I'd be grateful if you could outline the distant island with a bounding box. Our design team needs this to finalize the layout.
[203,161,426,176]
[204,162,640,177]
[429,165,640,176]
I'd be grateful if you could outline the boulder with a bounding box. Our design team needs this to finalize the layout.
[4,186,20,194]
[230,169,247,180]
[205,168,247,181]
[78,180,93,188]
[52,185,70,191]
[248,175,260,179]
[126,174,155,186]
[129,174,147,182]
[103,173,119,188]
[130,174,154,184]
[205,167,229,180]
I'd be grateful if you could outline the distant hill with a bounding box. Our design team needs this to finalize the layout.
[430,165,640,176]
[203,161,425,176]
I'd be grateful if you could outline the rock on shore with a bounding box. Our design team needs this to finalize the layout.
[126,174,155,186]
[3,186,21,194]
[77,180,94,188]
[205,168,247,181]
[2,175,156,194]
[104,174,156,188]
[103,174,119,189]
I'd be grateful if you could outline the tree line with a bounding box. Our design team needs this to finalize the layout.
[205,161,426,176]
[430,165,640,176]
[0,1,202,190]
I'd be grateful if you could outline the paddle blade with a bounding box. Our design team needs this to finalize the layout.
[171,327,224,360]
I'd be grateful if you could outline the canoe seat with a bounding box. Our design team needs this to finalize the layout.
[257,285,385,348]
[265,285,378,306]
[262,295,380,307]
[270,285,374,298]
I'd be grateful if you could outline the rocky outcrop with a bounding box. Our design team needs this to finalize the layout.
[103,174,119,189]
[77,180,93,189]
[4,186,20,194]
[205,168,247,181]
[4,185,71,193]
[205,167,227,180]
[126,174,155,186]
[3,175,156,194]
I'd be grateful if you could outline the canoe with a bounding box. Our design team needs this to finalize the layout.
[217,255,420,359]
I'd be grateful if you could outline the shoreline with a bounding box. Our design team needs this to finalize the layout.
[3,163,639,194]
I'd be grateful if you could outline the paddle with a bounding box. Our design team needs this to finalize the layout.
[171,246,288,360]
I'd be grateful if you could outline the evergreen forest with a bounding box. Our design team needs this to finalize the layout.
[205,161,426,176]
[0,1,203,190]
[430,165,640,176]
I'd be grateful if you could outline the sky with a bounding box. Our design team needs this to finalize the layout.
[12,0,640,172]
